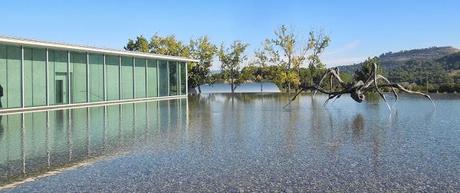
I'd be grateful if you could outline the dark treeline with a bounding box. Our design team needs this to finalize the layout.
[341,48,460,93]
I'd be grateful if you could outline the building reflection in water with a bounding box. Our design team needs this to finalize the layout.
[0,99,188,184]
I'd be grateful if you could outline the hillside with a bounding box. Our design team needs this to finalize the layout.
[338,46,460,92]
[339,46,460,73]
[436,51,460,70]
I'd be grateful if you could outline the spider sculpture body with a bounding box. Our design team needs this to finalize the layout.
[287,62,434,110]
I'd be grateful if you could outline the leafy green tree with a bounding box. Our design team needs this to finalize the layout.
[265,25,330,92]
[263,65,284,88]
[339,71,353,84]
[219,41,249,93]
[188,36,218,93]
[124,35,149,52]
[266,25,296,92]
[240,65,257,82]
[149,33,190,57]
[252,45,270,91]
[354,57,381,82]
[307,31,330,84]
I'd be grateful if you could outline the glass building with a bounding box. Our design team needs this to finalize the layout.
[0,36,194,112]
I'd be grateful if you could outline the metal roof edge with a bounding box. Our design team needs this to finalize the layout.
[0,35,199,63]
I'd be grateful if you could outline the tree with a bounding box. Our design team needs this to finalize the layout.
[219,41,249,94]
[307,31,331,85]
[266,25,296,92]
[124,35,149,53]
[188,36,218,93]
[240,65,257,83]
[252,44,270,92]
[354,57,381,82]
[265,25,330,92]
[125,34,222,95]
[149,33,190,57]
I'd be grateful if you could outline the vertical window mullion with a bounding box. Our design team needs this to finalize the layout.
[145,59,148,98]
[21,46,24,108]
[86,53,90,102]
[118,56,121,100]
[45,49,49,106]
[167,61,170,96]
[132,58,135,99]
[157,60,160,97]
[67,51,71,104]
[103,54,107,101]
[185,62,188,95]
[178,62,181,96]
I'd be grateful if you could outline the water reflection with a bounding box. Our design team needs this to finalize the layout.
[2,94,459,192]
[0,116,4,140]
[352,114,364,141]
[0,99,187,185]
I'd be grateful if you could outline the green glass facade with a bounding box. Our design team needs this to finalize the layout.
[89,54,104,102]
[106,55,120,101]
[0,39,189,110]
[180,62,187,95]
[147,59,158,97]
[24,48,47,107]
[134,58,146,98]
[158,60,169,96]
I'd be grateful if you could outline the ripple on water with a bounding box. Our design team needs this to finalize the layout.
[1,94,459,192]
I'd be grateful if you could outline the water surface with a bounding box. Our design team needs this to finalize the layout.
[196,82,280,93]
[0,94,459,192]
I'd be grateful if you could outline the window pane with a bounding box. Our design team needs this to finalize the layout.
[89,54,104,102]
[0,45,6,109]
[169,61,178,96]
[158,60,168,96]
[70,52,87,103]
[24,48,47,107]
[180,62,186,95]
[0,45,22,108]
[48,50,69,105]
[24,48,33,106]
[121,57,133,99]
[147,59,158,97]
[106,55,120,101]
[134,58,146,98]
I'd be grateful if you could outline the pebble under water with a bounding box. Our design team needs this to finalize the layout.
[0,94,459,192]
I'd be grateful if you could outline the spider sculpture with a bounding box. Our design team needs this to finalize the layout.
[287,62,434,110]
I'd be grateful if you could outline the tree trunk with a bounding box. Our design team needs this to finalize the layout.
[285,70,290,93]
[287,57,291,94]
[231,78,235,94]
[288,84,291,93]
[198,85,202,94]
[295,68,300,93]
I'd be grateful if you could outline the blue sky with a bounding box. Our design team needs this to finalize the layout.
[1,0,459,69]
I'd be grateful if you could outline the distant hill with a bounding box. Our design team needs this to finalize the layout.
[339,46,460,73]
[436,51,460,70]
[337,46,460,92]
